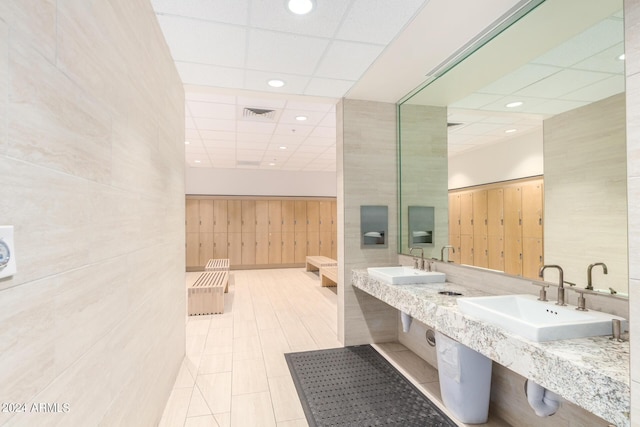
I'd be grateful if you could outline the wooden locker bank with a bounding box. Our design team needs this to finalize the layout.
[185,196,337,271]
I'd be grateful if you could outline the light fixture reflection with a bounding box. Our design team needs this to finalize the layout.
[505,101,523,108]
[287,0,315,15]
[268,79,285,88]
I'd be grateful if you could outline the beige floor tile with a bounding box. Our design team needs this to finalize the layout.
[230,392,276,427]
[276,419,308,427]
[203,328,233,355]
[199,353,233,375]
[196,373,232,414]
[233,319,259,338]
[268,375,305,422]
[185,415,220,427]
[158,387,192,427]
[173,359,196,388]
[232,358,269,395]
[232,335,263,360]
[263,351,292,379]
[187,385,212,417]
[213,412,231,427]
[187,317,212,336]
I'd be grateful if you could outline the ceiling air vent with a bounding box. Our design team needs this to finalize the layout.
[243,107,276,120]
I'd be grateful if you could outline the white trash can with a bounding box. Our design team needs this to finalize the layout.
[435,331,492,424]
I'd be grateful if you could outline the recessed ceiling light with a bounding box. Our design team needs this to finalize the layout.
[287,0,315,15]
[194,160,201,163]
[185,141,190,145]
[268,79,285,88]
[279,146,287,150]
[269,162,276,166]
[618,53,626,61]
[505,129,517,134]
[295,115,308,121]
[505,101,523,108]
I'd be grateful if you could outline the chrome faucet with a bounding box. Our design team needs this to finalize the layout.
[586,262,608,290]
[539,264,566,306]
[409,247,425,270]
[440,245,455,262]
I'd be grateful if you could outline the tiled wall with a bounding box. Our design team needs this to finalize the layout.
[625,0,640,424]
[0,1,185,425]
[544,93,628,294]
[337,99,399,345]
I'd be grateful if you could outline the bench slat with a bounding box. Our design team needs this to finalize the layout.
[188,271,228,315]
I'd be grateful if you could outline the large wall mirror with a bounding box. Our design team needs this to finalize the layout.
[398,0,628,297]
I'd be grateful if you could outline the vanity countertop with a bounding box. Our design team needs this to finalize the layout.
[351,268,630,427]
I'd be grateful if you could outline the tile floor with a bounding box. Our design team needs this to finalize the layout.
[158,268,509,427]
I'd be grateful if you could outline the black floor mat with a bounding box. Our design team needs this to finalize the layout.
[285,345,457,427]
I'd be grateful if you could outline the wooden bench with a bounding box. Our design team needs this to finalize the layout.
[205,258,230,292]
[188,271,228,315]
[320,265,338,287]
[305,255,337,272]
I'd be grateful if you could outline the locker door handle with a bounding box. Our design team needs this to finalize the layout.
[471,219,474,225]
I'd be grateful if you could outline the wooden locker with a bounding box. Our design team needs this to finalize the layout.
[269,232,282,264]
[199,232,214,266]
[307,230,320,256]
[472,190,488,237]
[306,201,320,232]
[448,193,461,237]
[331,200,337,234]
[487,188,504,238]
[522,181,543,239]
[294,231,307,263]
[241,200,256,233]
[504,186,523,276]
[319,201,332,232]
[294,201,307,234]
[213,232,228,259]
[186,200,200,233]
[523,237,543,280]
[255,232,269,264]
[186,232,200,267]
[487,235,504,272]
[256,200,269,234]
[473,234,489,268]
[199,200,214,233]
[227,232,242,266]
[460,234,474,265]
[460,192,474,236]
[319,231,332,257]
[449,234,461,264]
[281,232,295,263]
[269,200,282,233]
[213,200,228,233]
[282,200,295,232]
[241,231,256,265]
[227,200,242,233]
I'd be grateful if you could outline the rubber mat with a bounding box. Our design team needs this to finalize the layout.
[285,345,457,427]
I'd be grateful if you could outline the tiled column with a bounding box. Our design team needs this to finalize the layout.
[625,0,640,424]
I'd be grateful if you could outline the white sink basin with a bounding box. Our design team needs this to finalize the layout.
[457,294,626,342]
[367,266,446,285]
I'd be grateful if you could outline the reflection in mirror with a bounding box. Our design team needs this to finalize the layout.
[398,0,628,297]
[408,206,434,246]
[360,205,388,248]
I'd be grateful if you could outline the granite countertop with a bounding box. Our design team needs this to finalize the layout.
[352,269,630,427]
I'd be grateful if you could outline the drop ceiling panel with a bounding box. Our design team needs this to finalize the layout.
[199,130,236,140]
[157,16,246,67]
[309,126,336,138]
[249,0,350,38]
[531,18,623,68]
[285,101,335,113]
[237,141,270,150]
[479,64,562,95]
[305,137,335,146]
[315,41,385,80]
[243,70,310,93]
[514,69,612,99]
[195,118,236,131]
[236,149,264,160]
[449,93,503,110]
[246,29,329,75]
[318,113,336,127]
[524,99,589,115]
[236,121,276,134]
[572,43,625,73]
[177,61,245,88]
[270,134,307,145]
[559,75,624,102]
[237,96,287,109]
[186,92,236,104]
[151,0,249,25]
[236,132,272,143]
[203,140,236,150]
[278,110,325,125]
[188,101,237,119]
[305,77,355,98]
